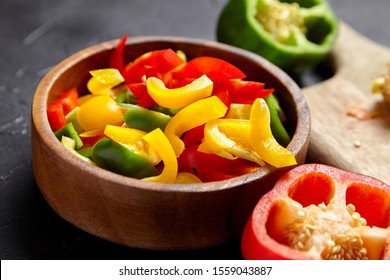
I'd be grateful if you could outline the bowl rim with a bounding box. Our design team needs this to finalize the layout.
[32,35,310,193]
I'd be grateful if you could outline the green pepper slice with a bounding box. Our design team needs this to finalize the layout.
[120,103,172,132]
[54,123,83,150]
[217,0,339,72]
[91,138,159,179]
[265,93,291,147]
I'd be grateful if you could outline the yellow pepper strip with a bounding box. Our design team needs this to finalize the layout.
[164,96,228,157]
[175,172,202,184]
[60,136,95,165]
[146,74,213,108]
[226,103,252,119]
[250,98,296,168]
[198,119,265,165]
[79,128,104,137]
[104,125,160,165]
[87,68,124,95]
[141,128,178,183]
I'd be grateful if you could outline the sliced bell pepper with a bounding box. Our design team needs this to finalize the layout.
[178,145,259,182]
[47,87,79,131]
[60,136,95,164]
[65,106,83,134]
[217,0,339,71]
[164,96,228,157]
[141,128,178,183]
[120,104,171,133]
[249,98,296,168]
[91,138,158,179]
[103,124,160,165]
[109,34,128,73]
[77,95,123,131]
[47,102,67,131]
[241,164,390,260]
[198,119,265,165]
[87,68,125,95]
[122,49,185,83]
[167,56,246,82]
[54,123,83,150]
[265,94,291,147]
[175,172,202,184]
[223,80,273,105]
[146,74,213,108]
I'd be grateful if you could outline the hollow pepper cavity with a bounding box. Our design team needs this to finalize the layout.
[241,164,390,260]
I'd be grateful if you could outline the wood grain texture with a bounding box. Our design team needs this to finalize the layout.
[303,22,390,184]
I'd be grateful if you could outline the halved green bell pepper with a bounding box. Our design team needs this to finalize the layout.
[217,0,339,72]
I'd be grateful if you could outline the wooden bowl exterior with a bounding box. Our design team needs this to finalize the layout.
[31,36,310,250]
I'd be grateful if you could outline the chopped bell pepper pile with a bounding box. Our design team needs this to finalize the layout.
[47,35,296,183]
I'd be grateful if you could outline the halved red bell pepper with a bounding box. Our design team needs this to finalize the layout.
[241,164,390,260]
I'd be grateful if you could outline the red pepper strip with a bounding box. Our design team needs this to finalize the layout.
[212,85,232,109]
[47,103,67,131]
[109,34,128,73]
[178,145,258,182]
[80,135,106,148]
[51,88,79,115]
[123,49,184,84]
[182,124,205,147]
[127,82,156,108]
[168,56,246,82]
[225,80,274,104]
[196,168,235,182]
[47,88,79,131]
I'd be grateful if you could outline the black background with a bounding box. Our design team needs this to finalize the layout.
[1,0,389,259]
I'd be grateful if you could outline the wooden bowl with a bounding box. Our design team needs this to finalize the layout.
[31,36,310,250]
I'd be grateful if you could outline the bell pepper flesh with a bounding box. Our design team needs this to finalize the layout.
[103,124,160,165]
[168,56,246,82]
[164,96,228,157]
[91,138,159,179]
[121,103,172,132]
[241,164,390,260]
[109,34,128,73]
[265,94,291,147]
[77,95,123,131]
[54,123,83,150]
[141,128,178,183]
[198,119,265,165]
[217,0,339,71]
[146,74,213,108]
[249,98,296,168]
[87,68,125,95]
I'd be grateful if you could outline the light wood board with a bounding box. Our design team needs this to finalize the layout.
[302,22,390,184]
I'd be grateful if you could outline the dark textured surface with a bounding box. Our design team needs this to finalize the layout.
[1,0,389,260]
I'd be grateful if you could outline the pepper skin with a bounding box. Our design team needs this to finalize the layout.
[91,138,158,179]
[241,164,390,260]
[121,103,172,133]
[217,0,339,72]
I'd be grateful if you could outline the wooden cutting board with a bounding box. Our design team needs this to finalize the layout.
[302,22,390,184]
